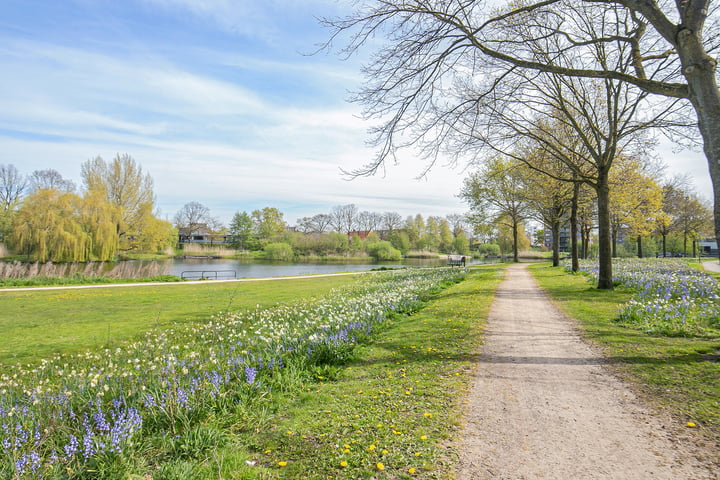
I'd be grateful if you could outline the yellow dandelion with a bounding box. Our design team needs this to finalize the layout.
[414,452,420,457]
[423,412,432,418]
[340,460,348,468]
[376,462,385,471]
[277,461,287,467]
[367,444,376,451]
[381,449,388,455]
[687,422,697,428]
[408,467,416,474]
[420,435,428,441]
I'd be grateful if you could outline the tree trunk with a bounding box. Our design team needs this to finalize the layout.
[551,219,560,267]
[662,233,667,257]
[582,226,590,259]
[570,182,580,272]
[678,28,720,262]
[512,220,519,263]
[611,226,617,258]
[683,233,688,256]
[637,235,643,258]
[596,173,613,289]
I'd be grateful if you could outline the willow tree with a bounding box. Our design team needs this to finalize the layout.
[82,154,156,251]
[13,190,89,262]
[325,0,708,288]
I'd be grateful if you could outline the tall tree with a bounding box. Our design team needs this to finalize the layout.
[251,207,286,241]
[12,190,89,262]
[461,157,529,262]
[519,153,574,267]
[381,211,403,234]
[29,169,76,193]
[81,154,157,251]
[330,204,358,234]
[325,0,702,287]
[0,164,26,211]
[0,164,26,243]
[229,211,255,249]
[608,158,663,258]
[174,201,216,232]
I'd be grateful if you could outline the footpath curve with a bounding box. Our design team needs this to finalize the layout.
[457,263,716,479]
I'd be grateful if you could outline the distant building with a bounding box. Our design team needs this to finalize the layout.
[544,227,576,252]
[178,224,233,244]
[699,239,718,257]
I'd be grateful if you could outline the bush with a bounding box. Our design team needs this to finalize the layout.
[263,242,294,261]
[367,241,402,261]
[476,243,501,256]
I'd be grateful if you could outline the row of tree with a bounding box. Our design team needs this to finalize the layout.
[460,154,712,265]
[173,201,472,256]
[324,0,720,288]
[0,156,175,262]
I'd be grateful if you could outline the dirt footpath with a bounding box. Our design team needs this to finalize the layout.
[457,264,717,480]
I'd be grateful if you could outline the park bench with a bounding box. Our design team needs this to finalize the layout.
[447,255,466,267]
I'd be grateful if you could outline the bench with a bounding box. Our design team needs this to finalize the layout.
[447,255,466,267]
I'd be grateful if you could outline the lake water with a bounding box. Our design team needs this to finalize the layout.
[155,257,488,280]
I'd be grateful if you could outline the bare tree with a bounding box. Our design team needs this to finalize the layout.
[0,164,27,211]
[297,214,333,234]
[356,210,382,231]
[381,211,403,233]
[29,169,76,193]
[174,201,218,232]
[324,0,718,285]
[330,204,358,234]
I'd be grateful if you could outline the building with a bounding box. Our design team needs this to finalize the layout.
[178,224,233,244]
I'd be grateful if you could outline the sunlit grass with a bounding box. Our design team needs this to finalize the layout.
[0,275,360,366]
[0,267,498,478]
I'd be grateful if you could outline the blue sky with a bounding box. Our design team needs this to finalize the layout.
[0,0,712,226]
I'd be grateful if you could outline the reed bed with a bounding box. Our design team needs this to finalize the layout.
[0,261,169,281]
[179,243,237,257]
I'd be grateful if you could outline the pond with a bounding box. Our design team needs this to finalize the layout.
[156,257,490,280]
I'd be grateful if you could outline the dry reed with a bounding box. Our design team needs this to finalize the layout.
[0,260,170,280]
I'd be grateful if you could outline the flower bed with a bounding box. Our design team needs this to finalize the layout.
[0,267,466,478]
[569,259,720,337]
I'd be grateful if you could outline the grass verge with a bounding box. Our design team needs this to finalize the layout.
[220,265,505,479]
[529,263,720,447]
[0,275,361,366]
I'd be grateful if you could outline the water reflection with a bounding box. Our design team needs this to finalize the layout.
[154,257,486,279]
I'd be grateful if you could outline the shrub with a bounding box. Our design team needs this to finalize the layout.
[263,242,294,261]
[367,241,402,261]
[476,243,501,256]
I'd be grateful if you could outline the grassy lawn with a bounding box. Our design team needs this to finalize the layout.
[0,275,361,366]
[0,265,505,479]
[244,266,504,479]
[195,265,506,479]
[529,263,720,446]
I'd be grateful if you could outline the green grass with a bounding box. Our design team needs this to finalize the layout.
[0,265,505,478]
[0,275,361,366]
[529,263,720,445]
[222,266,505,479]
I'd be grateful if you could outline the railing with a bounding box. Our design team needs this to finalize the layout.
[181,270,237,280]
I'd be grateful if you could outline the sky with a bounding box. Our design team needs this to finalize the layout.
[0,0,713,227]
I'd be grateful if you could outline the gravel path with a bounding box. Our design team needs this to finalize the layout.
[457,263,717,480]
